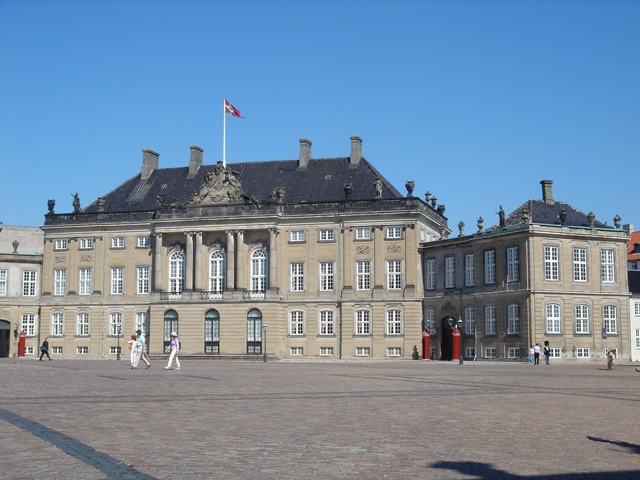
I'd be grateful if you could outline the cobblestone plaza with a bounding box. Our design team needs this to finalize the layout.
[1,359,639,479]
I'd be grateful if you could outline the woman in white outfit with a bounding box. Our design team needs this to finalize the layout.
[164,332,181,370]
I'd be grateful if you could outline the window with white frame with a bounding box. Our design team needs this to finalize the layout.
[444,256,455,288]
[425,258,435,290]
[508,348,520,358]
[355,309,371,335]
[290,263,305,292]
[464,307,475,335]
[77,347,88,354]
[464,254,475,287]
[290,347,303,355]
[319,347,333,356]
[544,246,559,281]
[425,308,435,334]
[635,329,640,348]
[79,238,93,249]
[485,306,496,334]
[601,249,615,283]
[356,261,371,290]
[135,312,147,335]
[319,310,334,335]
[289,310,305,336]
[319,229,335,242]
[356,347,370,356]
[25,347,34,355]
[465,347,475,358]
[576,348,590,358]
[386,309,402,335]
[22,270,37,296]
[136,266,150,294]
[506,246,519,282]
[386,260,402,290]
[605,347,618,358]
[0,269,6,296]
[76,312,89,336]
[550,348,561,358]
[251,249,267,291]
[137,236,151,248]
[387,347,402,356]
[51,346,63,354]
[111,267,123,295]
[109,312,122,336]
[290,230,305,243]
[355,227,371,240]
[507,303,520,334]
[603,305,617,334]
[21,314,36,336]
[636,302,640,316]
[169,251,185,293]
[110,346,121,354]
[54,239,68,250]
[484,250,496,284]
[319,262,334,291]
[546,304,561,334]
[575,305,589,334]
[485,348,497,358]
[78,268,92,295]
[386,226,402,239]
[54,269,66,296]
[111,237,125,248]
[209,250,226,292]
[51,313,64,336]
[573,247,587,282]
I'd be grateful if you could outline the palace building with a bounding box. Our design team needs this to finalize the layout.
[37,137,450,359]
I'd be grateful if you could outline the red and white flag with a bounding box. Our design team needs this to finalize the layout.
[224,99,244,118]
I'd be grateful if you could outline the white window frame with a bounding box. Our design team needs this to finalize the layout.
[319,347,334,356]
[485,348,497,358]
[22,270,37,296]
[575,304,589,334]
[110,346,121,355]
[386,260,402,290]
[576,347,590,358]
[465,347,475,358]
[601,249,615,283]
[76,312,90,336]
[506,246,519,282]
[290,347,303,355]
[288,310,305,336]
[209,250,226,292]
[319,262,334,291]
[21,314,37,336]
[319,310,334,335]
[485,306,496,335]
[250,249,268,291]
[387,347,402,357]
[386,226,402,239]
[508,347,520,358]
[78,268,92,296]
[425,258,435,290]
[464,254,475,287]
[544,246,559,281]
[355,309,371,335]
[356,347,370,356]
[603,305,617,334]
[424,308,436,335]
[573,247,587,282]
[0,269,6,296]
[111,267,124,295]
[319,229,335,242]
[111,237,125,249]
[169,251,185,293]
[51,346,63,354]
[507,303,520,334]
[290,230,305,243]
[386,309,402,335]
[135,312,147,335]
[635,329,640,348]
[137,236,151,247]
[484,250,496,284]
[136,266,150,295]
[51,313,64,336]
[546,304,561,334]
[464,307,475,335]
[444,256,455,288]
[550,348,562,358]
[79,238,93,249]
[355,227,371,240]
[356,261,371,290]
[25,346,34,355]
[77,347,88,354]
[290,262,305,292]
[53,269,67,296]
[109,312,122,336]
[635,302,640,316]
[54,239,68,250]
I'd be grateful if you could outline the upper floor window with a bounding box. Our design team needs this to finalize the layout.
[251,249,267,291]
[289,310,305,336]
[544,246,559,281]
[546,304,561,334]
[54,239,68,250]
[21,314,37,336]
[506,246,519,282]
[386,226,402,239]
[425,259,436,290]
[319,310,334,335]
[464,254,475,287]
[79,238,93,249]
[424,308,435,334]
[573,247,587,282]
[507,303,520,334]
[111,267,124,295]
[169,252,185,293]
[53,269,67,296]
[319,230,335,242]
[464,307,475,335]
[137,236,151,248]
[290,230,305,243]
[79,268,92,295]
[355,227,371,240]
[386,309,402,335]
[575,304,589,334]
[485,306,496,335]
[484,250,496,284]
[111,237,125,249]
[635,302,640,316]
[444,256,455,288]
[356,261,371,290]
[290,262,305,292]
[137,266,150,295]
[22,270,37,296]
[0,269,7,296]
[319,262,334,291]
[209,250,226,292]
[603,305,617,334]
[354,309,371,335]
[601,249,615,283]
[386,260,402,290]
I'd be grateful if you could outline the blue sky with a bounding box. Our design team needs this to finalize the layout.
[1,0,638,232]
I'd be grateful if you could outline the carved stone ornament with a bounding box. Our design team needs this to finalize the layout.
[189,162,245,205]
[356,245,371,255]
[47,199,55,214]
[55,256,67,264]
[97,197,105,212]
[250,242,267,251]
[80,255,92,262]
[387,245,402,254]
[267,187,286,204]
[207,242,224,252]
[168,242,184,253]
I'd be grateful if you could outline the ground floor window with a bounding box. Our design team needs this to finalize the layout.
[485,348,497,358]
[550,348,561,358]
[319,347,333,356]
[290,347,303,355]
[387,347,401,356]
[356,347,370,356]
[52,347,62,354]
[25,346,34,355]
[465,347,475,358]
[636,329,640,348]
[508,348,520,358]
[77,347,88,354]
[110,346,121,355]
[576,348,590,358]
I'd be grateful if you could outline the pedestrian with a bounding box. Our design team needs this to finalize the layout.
[39,337,51,361]
[134,329,151,369]
[544,341,550,365]
[164,332,181,370]
[607,348,615,370]
[533,343,540,365]
[128,335,137,367]
[528,345,534,363]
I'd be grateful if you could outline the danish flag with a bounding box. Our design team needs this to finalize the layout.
[224,99,244,118]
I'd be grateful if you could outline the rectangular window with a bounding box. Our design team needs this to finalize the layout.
[573,248,587,282]
[485,348,497,358]
[601,249,615,283]
[110,346,121,355]
[635,329,640,348]
[51,346,63,355]
[290,347,303,355]
[465,347,475,358]
[319,262,334,291]
[0,269,6,296]
[355,227,371,240]
[111,267,123,295]
[76,313,90,336]
[355,310,371,335]
[22,271,37,296]
[54,269,67,296]
[425,259,435,290]
[506,246,519,282]
[464,254,475,287]
[78,268,92,295]
[51,313,64,336]
[386,226,402,239]
[507,304,520,334]
[136,267,150,294]
[111,237,125,248]
[387,347,402,356]
[319,230,335,242]
[575,305,589,334]
[576,348,590,358]
[546,304,561,334]
[135,312,147,335]
[550,348,561,358]
[425,309,436,335]
[137,236,151,247]
[290,263,305,292]
[79,238,93,249]
[636,303,640,316]
[485,306,496,335]
[464,307,475,335]
[54,239,68,250]
[77,347,88,354]
[484,250,496,284]
[319,347,334,356]
[356,347,370,356]
[544,246,559,281]
[319,310,334,335]
[356,261,371,290]
[508,348,520,358]
[444,256,455,288]
[109,312,122,336]
[603,305,617,334]
[289,310,304,335]
[290,230,305,242]
[25,347,34,355]
[386,309,402,335]
[21,314,36,336]
[386,260,402,290]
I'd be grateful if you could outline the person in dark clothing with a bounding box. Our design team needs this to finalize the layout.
[39,337,51,361]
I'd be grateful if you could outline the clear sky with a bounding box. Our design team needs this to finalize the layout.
[1,0,638,232]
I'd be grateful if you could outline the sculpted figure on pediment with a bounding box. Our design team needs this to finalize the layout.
[267,187,285,204]
[190,162,245,205]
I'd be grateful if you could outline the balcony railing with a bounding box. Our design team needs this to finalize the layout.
[160,292,183,301]
[243,290,266,300]
[201,291,223,301]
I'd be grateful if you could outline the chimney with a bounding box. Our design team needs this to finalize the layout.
[188,145,203,178]
[299,138,311,170]
[141,149,159,181]
[540,180,554,205]
[349,135,362,167]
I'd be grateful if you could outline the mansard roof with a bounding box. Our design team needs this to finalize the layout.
[494,199,608,229]
[83,157,403,213]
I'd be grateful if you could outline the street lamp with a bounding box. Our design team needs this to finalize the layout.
[116,322,122,360]
[262,323,267,362]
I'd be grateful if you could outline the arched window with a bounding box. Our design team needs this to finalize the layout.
[484,305,496,335]
[507,303,520,334]
[546,304,561,334]
[209,250,226,292]
[163,310,178,349]
[354,309,371,335]
[251,249,267,291]
[464,307,475,335]
[247,309,262,354]
[205,309,220,353]
[169,251,185,293]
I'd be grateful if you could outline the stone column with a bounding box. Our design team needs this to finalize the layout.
[153,233,163,291]
[185,232,194,290]
[226,230,235,290]
[269,228,277,289]
[194,231,203,290]
[236,230,245,290]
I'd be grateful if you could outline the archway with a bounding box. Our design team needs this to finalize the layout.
[0,320,10,358]
[440,316,455,361]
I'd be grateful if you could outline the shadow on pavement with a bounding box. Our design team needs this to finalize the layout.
[587,436,640,455]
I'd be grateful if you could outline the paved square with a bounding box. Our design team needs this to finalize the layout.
[1,358,639,479]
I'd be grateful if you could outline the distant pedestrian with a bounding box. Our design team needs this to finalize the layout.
[544,341,550,365]
[534,343,540,365]
[39,337,51,361]
[134,329,151,369]
[528,345,534,363]
[164,332,181,370]
[128,335,137,367]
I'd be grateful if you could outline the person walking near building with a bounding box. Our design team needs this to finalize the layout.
[544,341,551,365]
[528,345,534,363]
[39,337,51,361]
[164,332,180,370]
[134,329,151,369]
[533,343,540,365]
[128,335,137,367]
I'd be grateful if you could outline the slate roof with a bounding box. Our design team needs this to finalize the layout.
[83,157,404,214]
[492,199,608,229]
[629,270,640,294]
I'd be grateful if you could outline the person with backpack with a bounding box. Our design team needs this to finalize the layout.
[164,331,181,370]
[39,337,51,361]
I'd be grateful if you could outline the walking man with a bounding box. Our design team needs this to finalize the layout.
[39,337,51,361]
[133,329,151,369]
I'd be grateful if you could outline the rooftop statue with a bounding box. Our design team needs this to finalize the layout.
[190,162,245,205]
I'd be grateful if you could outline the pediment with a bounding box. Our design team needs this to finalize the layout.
[189,162,247,206]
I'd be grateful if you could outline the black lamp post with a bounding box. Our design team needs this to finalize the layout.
[262,323,267,362]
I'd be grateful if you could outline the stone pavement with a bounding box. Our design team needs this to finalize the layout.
[0,358,639,480]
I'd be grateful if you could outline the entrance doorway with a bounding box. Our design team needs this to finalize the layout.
[163,310,178,351]
[246,309,262,354]
[0,320,10,358]
[440,316,455,361]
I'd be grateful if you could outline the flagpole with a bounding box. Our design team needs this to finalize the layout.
[223,99,226,167]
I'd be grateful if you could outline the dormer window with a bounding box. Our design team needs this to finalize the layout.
[633,243,640,254]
